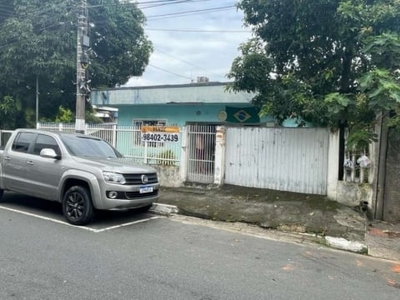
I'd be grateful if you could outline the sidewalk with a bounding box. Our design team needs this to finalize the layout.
[156,184,368,254]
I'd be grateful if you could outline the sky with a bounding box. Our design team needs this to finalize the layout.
[125,0,251,87]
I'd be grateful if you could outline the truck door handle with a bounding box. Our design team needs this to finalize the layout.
[27,161,34,166]
[4,156,10,161]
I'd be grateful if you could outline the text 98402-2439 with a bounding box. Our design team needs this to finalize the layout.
[141,132,179,143]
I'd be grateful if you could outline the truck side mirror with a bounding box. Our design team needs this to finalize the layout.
[40,148,60,159]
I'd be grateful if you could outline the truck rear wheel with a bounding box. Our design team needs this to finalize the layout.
[62,186,94,225]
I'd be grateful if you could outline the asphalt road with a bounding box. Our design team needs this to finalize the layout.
[0,192,399,300]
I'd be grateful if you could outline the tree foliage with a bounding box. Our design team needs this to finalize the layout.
[0,0,152,128]
[228,0,400,148]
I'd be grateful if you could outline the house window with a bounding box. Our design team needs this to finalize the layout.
[133,119,167,147]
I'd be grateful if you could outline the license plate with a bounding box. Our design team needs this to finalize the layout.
[139,186,153,194]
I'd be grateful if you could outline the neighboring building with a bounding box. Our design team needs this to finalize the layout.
[92,105,118,123]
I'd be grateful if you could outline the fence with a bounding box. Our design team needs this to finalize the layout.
[341,128,373,184]
[342,149,372,183]
[186,124,216,184]
[0,123,375,189]
[37,123,183,166]
[224,127,329,195]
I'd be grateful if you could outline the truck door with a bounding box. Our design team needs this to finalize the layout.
[2,132,36,194]
[26,134,63,200]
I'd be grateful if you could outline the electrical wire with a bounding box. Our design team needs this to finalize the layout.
[0,0,242,82]
[148,63,192,80]
[146,28,250,33]
[146,6,234,20]
[88,1,242,80]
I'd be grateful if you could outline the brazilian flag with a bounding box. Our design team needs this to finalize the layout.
[225,106,260,123]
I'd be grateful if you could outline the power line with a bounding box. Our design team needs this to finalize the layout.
[90,1,241,81]
[148,63,192,80]
[138,0,214,10]
[87,0,214,9]
[0,1,241,83]
[153,47,212,75]
[146,28,250,33]
[146,5,234,20]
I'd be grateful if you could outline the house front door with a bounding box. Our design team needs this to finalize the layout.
[186,124,216,184]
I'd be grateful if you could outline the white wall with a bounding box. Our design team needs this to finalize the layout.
[223,127,330,195]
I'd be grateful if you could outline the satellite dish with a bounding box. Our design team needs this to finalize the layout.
[218,110,227,121]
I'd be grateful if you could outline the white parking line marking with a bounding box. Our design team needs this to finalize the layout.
[94,216,161,233]
[0,205,161,233]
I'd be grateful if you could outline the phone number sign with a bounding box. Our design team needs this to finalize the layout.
[141,132,179,143]
[140,126,180,143]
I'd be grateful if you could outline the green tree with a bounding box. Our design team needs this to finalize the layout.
[0,95,21,129]
[228,0,400,148]
[0,0,152,128]
[55,106,74,123]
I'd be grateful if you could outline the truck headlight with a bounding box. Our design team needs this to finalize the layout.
[103,171,126,185]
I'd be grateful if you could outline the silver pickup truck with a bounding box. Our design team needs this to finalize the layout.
[0,129,159,225]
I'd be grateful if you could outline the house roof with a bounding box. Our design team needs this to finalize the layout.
[90,82,255,106]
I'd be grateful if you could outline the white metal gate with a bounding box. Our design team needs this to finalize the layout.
[225,127,329,195]
[187,124,216,183]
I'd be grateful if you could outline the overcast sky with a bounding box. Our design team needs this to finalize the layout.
[125,0,251,87]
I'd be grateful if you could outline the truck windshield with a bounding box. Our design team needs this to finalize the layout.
[61,135,123,158]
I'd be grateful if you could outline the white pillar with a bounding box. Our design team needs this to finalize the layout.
[112,124,117,147]
[214,126,226,186]
[327,130,340,200]
[180,126,188,182]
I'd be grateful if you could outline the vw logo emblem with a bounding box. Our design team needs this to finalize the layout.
[141,175,149,184]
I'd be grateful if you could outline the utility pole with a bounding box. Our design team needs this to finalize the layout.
[35,75,39,128]
[75,0,89,133]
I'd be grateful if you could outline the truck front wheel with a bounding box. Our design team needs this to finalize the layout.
[62,186,94,225]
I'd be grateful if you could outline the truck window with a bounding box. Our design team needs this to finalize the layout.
[12,132,35,153]
[33,134,61,156]
[61,135,122,158]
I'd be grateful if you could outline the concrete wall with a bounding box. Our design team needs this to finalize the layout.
[383,135,400,222]
[327,131,375,207]
[334,182,373,207]
[152,127,374,206]
[152,165,183,188]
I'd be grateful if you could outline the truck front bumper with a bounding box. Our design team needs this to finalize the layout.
[95,182,160,210]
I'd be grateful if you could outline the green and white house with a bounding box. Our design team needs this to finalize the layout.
[90,82,266,164]
[90,81,269,128]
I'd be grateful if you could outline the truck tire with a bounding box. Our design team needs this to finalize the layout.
[62,186,94,225]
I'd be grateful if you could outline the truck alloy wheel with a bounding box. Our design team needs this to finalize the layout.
[62,186,94,225]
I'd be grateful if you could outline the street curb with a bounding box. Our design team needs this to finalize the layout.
[151,203,370,254]
[325,236,367,253]
[150,203,179,215]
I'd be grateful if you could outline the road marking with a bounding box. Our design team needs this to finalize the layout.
[93,216,161,233]
[0,205,161,233]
